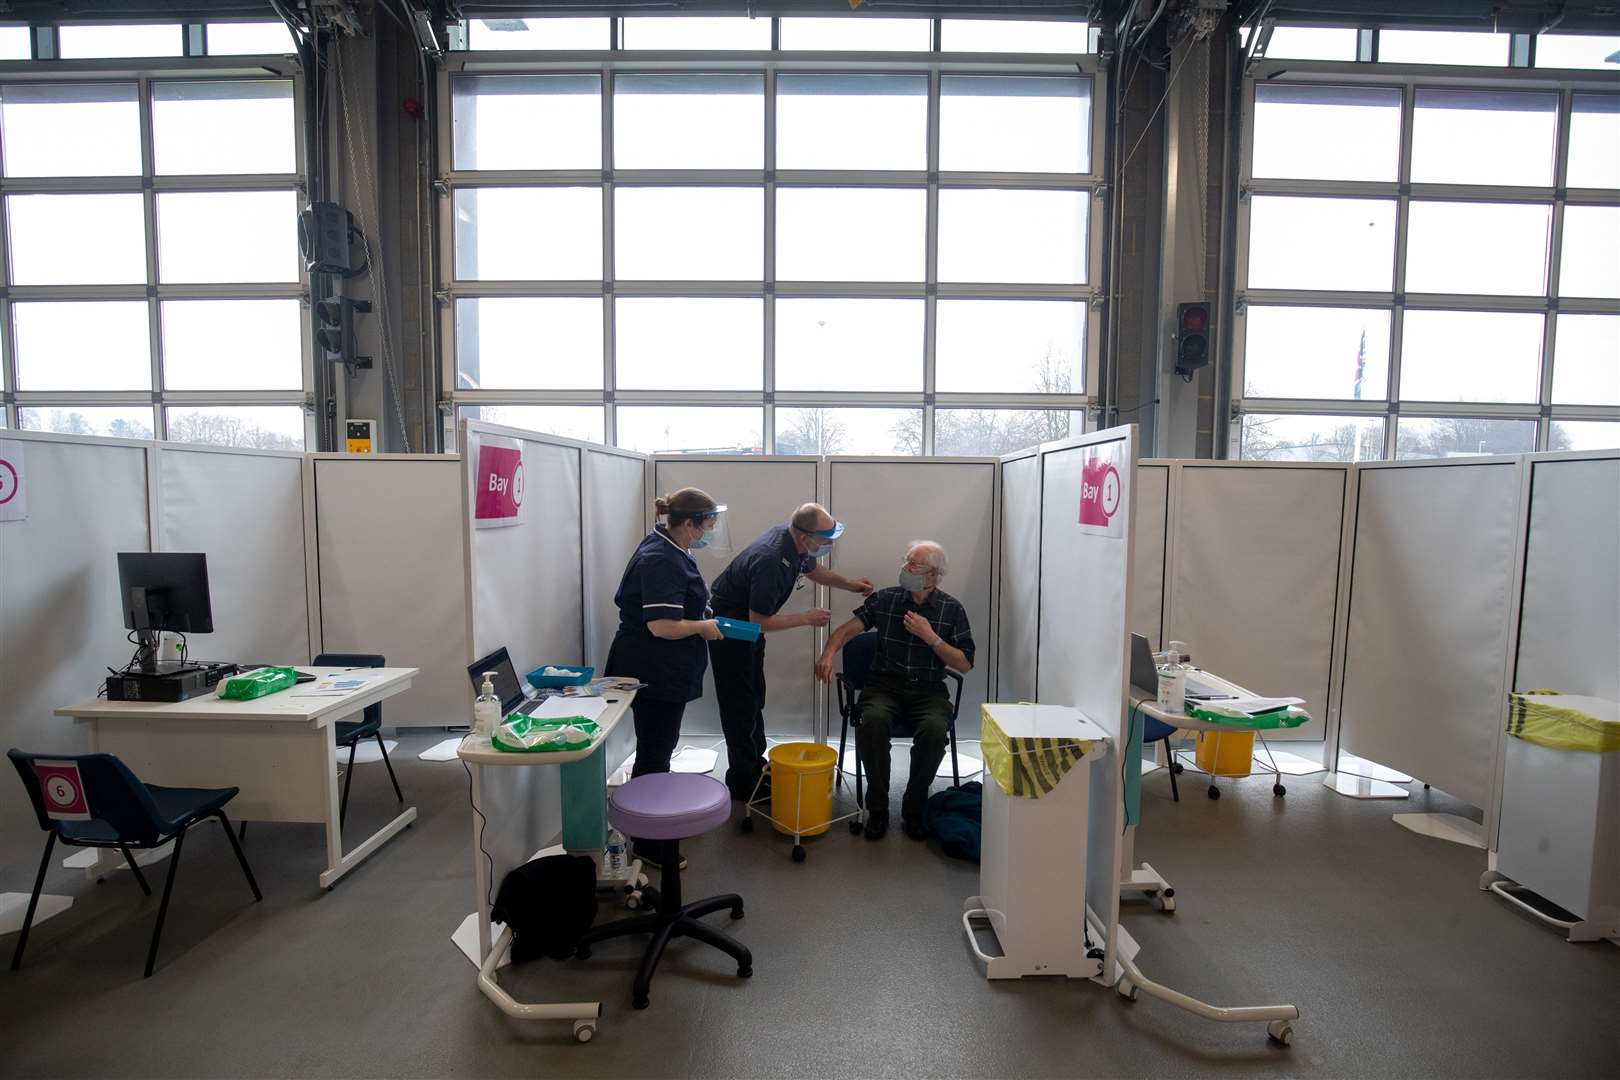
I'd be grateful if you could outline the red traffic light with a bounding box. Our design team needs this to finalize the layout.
[1179,304,1209,333]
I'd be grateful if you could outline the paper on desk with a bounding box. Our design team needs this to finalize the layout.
[1199,696,1304,716]
[529,696,610,722]
[288,673,382,699]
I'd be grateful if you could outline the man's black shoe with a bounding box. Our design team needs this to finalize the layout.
[863,810,889,840]
[901,816,926,841]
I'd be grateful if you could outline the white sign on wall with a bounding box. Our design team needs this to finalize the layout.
[1076,439,1125,538]
[0,440,26,522]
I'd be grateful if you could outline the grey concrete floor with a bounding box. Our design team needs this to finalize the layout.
[2,731,1616,1079]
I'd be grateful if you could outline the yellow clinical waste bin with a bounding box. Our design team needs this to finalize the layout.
[1194,729,1255,777]
[767,742,836,837]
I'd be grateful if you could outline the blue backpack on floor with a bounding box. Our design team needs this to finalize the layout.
[923,781,982,862]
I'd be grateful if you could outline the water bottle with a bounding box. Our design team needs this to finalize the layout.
[1157,650,1186,714]
[605,828,627,879]
[474,672,501,738]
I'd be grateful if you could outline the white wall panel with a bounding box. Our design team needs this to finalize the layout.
[1131,463,1169,648]
[828,459,998,740]
[1516,455,1620,700]
[583,449,648,672]
[157,447,309,667]
[1035,427,1137,987]
[0,435,151,821]
[997,454,1041,705]
[652,457,820,736]
[315,457,468,728]
[1168,464,1347,740]
[466,435,584,673]
[1340,460,1521,808]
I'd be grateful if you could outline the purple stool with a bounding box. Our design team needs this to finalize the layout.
[576,772,751,1009]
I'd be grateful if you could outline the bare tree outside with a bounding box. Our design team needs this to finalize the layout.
[774,407,849,455]
[893,345,1078,455]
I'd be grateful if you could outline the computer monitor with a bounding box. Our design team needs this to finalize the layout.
[118,553,213,669]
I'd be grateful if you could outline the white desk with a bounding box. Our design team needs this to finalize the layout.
[56,666,419,890]
[1113,669,1305,1044]
[454,691,639,1045]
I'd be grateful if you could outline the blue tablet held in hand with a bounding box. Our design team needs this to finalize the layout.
[715,617,761,642]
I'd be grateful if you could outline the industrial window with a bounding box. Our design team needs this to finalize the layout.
[1,64,308,446]
[443,15,1099,456]
[1235,58,1620,460]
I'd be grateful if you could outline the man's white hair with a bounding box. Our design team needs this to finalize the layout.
[907,540,948,576]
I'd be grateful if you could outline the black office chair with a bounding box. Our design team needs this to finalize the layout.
[833,630,963,833]
[315,653,403,826]
[8,748,261,978]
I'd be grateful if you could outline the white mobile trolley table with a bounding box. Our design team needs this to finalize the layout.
[964,703,1112,979]
[454,690,644,1045]
[55,666,420,890]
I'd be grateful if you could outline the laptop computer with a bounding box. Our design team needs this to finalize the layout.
[466,646,544,717]
[1131,634,1235,701]
[1129,633,1159,698]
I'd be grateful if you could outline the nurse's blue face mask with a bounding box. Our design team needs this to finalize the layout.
[690,515,718,549]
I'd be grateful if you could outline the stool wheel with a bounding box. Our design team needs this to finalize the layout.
[739,816,754,834]
[737,965,753,979]
[1172,762,1184,774]
[1273,783,1287,797]
[730,904,744,920]
[632,996,649,1010]
[848,818,864,835]
[573,1021,595,1044]
[1207,785,1220,800]
[791,844,806,863]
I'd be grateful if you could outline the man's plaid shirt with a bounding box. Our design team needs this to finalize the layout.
[854,586,976,684]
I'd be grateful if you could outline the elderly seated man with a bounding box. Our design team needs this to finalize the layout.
[815,540,974,841]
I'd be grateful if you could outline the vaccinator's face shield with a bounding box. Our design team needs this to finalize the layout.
[804,519,844,560]
[685,504,733,555]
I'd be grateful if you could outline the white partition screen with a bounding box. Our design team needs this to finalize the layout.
[997,453,1041,704]
[462,425,585,674]
[651,457,820,737]
[1130,463,1170,648]
[1339,459,1523,808]
[0,434,152,820]
[1167,464,1348,741]
[828,458,998,740]
[157,446,310,667]
[1515,453,1620,699]
[1036,425,1137,986]
[582,447,649,672]
[315,456,469,728]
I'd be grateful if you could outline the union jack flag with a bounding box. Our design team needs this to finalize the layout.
[1353,329,1367,401]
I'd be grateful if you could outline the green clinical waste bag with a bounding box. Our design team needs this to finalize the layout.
[493,713,601,754]
[1507,692,1620,753]
[218,666,297,700]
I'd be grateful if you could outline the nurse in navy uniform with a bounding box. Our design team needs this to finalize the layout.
[605,487,729,866]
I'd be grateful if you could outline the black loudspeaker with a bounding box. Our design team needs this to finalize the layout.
[298,201,354,274]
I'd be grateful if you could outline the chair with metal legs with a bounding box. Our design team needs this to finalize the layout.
[312,653,403,826]
[8,749,262,978]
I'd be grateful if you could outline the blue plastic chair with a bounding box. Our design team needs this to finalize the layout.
[1142,714,1182,801]
[314,653,402,825]
[833,631,963,829]
[8,749,261,978]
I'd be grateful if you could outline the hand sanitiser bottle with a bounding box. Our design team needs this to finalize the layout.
[1157,650,1186,714]
[474,672,501,737]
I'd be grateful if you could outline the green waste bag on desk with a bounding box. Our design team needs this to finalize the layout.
[1183,702,1311,730]
[492,713,601,754]
[218,666,297,700]
[1508,692,1620,753]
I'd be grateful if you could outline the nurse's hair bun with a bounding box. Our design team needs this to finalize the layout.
[656,488,718,525]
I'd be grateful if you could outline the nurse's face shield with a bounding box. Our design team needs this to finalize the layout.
[685,504,733,555]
